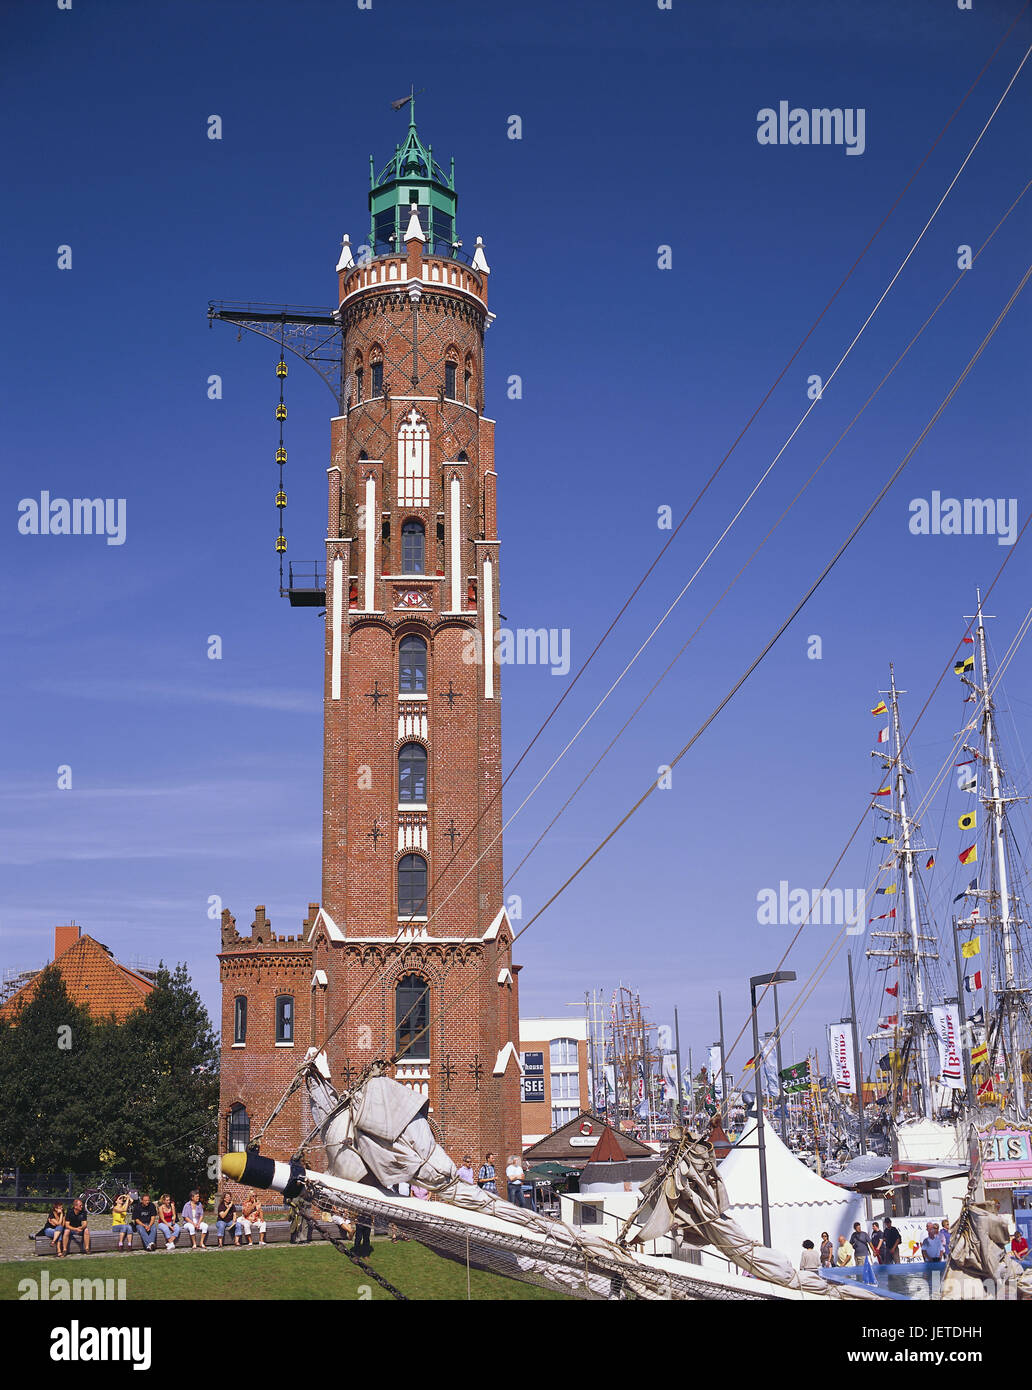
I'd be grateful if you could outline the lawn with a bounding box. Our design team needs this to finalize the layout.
[1,1241,567,1301]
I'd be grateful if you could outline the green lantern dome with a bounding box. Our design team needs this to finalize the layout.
[369,97,460,259]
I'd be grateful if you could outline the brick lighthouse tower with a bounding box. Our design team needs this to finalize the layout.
[217,105,523,1169]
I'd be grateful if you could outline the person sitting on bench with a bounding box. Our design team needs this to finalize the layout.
[62,1198,91,1256]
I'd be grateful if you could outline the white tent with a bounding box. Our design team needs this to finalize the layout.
[717,1121,866,1263]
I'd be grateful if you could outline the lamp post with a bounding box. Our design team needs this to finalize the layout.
[750,970,797,1248]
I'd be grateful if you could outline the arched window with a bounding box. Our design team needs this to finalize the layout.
[227,1104,250,1152]
[550,1037,578,1067]
[370,346,384,397]
[398,742,427,803]
[275,994,294,1044]
[395,973,430,1060]
[398,410,430,506]
[444,360,457,400]
[399,635,427,693]
[464,354,474,405]
[233,995,247,1045]
[354,352,364,405]
[398,853,428,917]
[401,519,425,575]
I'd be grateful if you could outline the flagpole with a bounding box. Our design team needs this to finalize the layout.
[718,991,728,1128]
[773,985,787,1141]
[674,1006,685,1125]
[952,916,975,1111]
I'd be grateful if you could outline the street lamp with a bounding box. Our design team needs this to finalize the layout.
[750,970,797,1248]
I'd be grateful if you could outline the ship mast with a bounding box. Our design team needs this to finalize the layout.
[969,593,1029,1119]
[868,667,937,1118]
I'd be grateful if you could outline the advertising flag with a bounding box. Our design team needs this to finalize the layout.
[708,1044,724,1097]
[828,1023,857,1096]
[931,1005,965,1089]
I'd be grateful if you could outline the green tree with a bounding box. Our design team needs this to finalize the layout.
[106,963,220,1198]
[0,966,104,1172]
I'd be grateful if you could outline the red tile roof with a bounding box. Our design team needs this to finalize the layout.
[0,931,153,1023]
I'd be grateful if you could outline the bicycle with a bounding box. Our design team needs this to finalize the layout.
[79,1175,121,1216]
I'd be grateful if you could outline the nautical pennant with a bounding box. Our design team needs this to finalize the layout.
[964,971,984,993]
[925,854,935,870]
[876,835,894,844]
[885,983,899,997]
[961,936,981,959]
[871,701,887,716]
[954,656,974,675]
[869,909,897,921]
[953,878,977,902]
[971,1042,989,1066]
[877,728,889,744]
[959,844,978,865]
[873,786,892,797]
[875,884,897,895]
[958,811,977,831]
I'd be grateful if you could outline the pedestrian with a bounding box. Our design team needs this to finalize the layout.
[181,1190,209,1250]
[869,1221,883,1263]
[505,1154,526,1207]
[1011,1229,1029,1260]
[836,1234,854,1266]
[819,1230,833,1267]
[478,1152,497,1194]
[129,1192,158,1251]
[62,1198,91,1256]
[112,1192,132,1250]
[457,1155,476,1185]
[940,1217,951,1259]
[881,1217,901,1264]
[352,1221,373,1256]
[215,1192,236,1248]
[920,1221,944,1261]
[157,1193,180,1251]
[799,1239,821,1272]
[849,1221,873,1264]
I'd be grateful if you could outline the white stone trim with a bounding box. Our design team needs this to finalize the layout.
[449,476,462,613]
[493,1041,523,1077]
[331,557,343,701]
[483,556,494,700]
[363,475,376,609]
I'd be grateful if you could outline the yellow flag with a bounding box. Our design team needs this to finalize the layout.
[961,936,981,959]
[958,811,977,831]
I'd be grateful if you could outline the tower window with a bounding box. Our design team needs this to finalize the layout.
[398,853,428,917]
[401,519,425,574]
[227,1104,250,1153]
[275,994,294,1044]
[464,368,471,405]
[355,368,364,404]
[371,360,383,396]
[399,635,427,693]
[444,361,457,400]
[408,189,420,206]
[398,742,427,803]
[233,995,247,1045]
[395,972,430,1060]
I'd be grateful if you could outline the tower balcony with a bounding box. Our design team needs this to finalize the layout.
[282,562,326,607]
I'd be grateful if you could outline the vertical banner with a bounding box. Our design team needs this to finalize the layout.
[708,1044,724,1097]
[827,1023,857,1096]
[662,1053,679,1103]
[931,1004,965,1089]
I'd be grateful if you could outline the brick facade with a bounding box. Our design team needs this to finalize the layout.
[219,129,522,1174]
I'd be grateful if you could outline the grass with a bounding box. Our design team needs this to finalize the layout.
[0,1240,567,1301]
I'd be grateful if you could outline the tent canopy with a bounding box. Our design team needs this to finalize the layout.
[720,1122,865,1209]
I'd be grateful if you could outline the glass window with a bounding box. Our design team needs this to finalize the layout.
[275,995,294,1044]
[398,853,428,917]
[464,369,471,405]
[227,1104,249,1153]
[355,368,364,404]
[551,1106,578,1130]
[550,1038,578,1067]
[395,973,430,1060]
[371,360,383,396]
[551,1071,579,1101]
[444,361,457,400]
[233,995,247,1045]
[401,519,425,574]
[399,635,427,693]
[398,743,427,803]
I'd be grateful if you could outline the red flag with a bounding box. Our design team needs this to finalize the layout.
[885,983,899,997]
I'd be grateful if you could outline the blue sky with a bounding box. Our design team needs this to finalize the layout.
[3,0,1030,1086]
